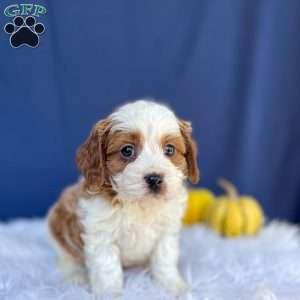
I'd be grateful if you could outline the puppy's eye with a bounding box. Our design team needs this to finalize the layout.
[120,144,135,159]
[164,144,175,157]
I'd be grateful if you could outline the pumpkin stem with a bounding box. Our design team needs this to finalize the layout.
[218,178,239,200]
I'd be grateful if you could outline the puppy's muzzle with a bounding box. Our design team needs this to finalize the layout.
[144,173,163,193]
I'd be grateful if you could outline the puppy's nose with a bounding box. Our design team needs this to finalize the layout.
[144,173,163,192]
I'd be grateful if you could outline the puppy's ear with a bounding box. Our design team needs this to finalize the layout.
[179,119,200,184]
[76,119,111,191]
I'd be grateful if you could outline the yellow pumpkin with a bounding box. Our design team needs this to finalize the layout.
[206,179,264,237]
[183,189,215,225]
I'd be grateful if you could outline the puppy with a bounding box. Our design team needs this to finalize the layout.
[47,100,199,296]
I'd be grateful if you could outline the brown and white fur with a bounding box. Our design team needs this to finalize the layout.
[47,100,199,296]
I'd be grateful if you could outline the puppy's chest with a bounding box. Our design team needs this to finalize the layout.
[116,203,169,267]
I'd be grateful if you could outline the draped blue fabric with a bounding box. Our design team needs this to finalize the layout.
[1,1,300,221]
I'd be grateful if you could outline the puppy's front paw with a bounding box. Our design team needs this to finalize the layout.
[89,276,123,297]
[167,278,189,296]
[155,275,189,296]
[90,285,123,298]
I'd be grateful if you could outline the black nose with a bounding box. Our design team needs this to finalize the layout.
[144,173,163,192]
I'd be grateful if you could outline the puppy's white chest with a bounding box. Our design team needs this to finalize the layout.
[116,203,167,267]
[79,193,186,268]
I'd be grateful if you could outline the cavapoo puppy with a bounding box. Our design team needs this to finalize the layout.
[48,100,199,296]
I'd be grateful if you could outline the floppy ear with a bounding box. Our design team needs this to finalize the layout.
[179,119,200,184]
[76,119,111,191]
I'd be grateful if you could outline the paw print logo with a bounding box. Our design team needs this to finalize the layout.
[4,16,45,48]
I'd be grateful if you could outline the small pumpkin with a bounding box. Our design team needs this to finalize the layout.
[183,189,215,225]
[206,179,264,237]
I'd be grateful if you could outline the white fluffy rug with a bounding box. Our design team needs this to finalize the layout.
[1,220,300,300]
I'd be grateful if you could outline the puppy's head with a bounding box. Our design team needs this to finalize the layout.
[76,100,199,201]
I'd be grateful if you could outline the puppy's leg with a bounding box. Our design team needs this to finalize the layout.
[83,231,123,296]
[58,252,87,285]
[151,233,188,295]
[50,239,87,285]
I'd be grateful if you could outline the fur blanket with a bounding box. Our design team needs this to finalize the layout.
[0,220,300,300]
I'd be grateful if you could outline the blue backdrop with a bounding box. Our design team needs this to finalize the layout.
[1,1,300,222]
